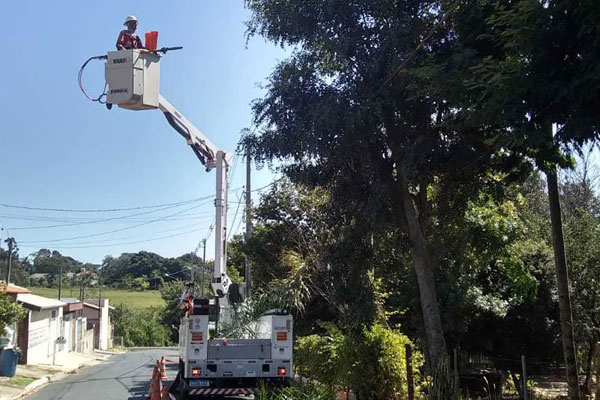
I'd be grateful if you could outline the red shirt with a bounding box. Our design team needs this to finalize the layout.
[116,30,144,50]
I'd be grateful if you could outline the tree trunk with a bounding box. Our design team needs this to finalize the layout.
[398,164,447,370]
[545,163,581,400]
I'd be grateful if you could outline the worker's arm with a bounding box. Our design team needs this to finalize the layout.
[135,36,145,50]
[116,30,127,50]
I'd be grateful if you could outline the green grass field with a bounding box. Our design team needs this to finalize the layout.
[30,287,164,309]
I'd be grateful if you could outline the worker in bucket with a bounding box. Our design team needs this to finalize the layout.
[116,15,145,50]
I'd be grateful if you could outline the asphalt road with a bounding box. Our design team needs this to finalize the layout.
[26,349,180,400]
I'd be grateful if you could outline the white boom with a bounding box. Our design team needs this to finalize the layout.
[101,48,293,396]
[158,95,232,301]
[104,49,236,319]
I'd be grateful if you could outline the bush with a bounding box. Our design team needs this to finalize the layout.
[112,304,170,347]
[295,322,422,400]
[159,280,187,342]
[255,381,334,400]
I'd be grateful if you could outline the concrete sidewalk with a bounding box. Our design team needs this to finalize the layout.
[0,352,110,400]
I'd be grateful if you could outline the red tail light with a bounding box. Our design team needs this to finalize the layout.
[192,368,201,377]
[277,367,287,376]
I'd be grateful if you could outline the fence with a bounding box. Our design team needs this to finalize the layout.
[401,345,600,400]
[77,329,94,354]
[109,336,124,350]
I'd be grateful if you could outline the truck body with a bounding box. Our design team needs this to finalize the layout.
[178,306,293,395]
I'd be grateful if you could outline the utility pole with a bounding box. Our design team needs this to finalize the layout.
[4,237,16,284]
[244,146,252,298]
[190,251,195,282]
[80,273,86,303]
[201,239,206,297]
[98,287,103,319]
[58,264,63,300]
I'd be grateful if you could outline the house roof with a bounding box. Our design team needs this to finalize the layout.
[83,299,115,311]
[61,298,84,313]
[17,293,66,312]
[0,282,32,294]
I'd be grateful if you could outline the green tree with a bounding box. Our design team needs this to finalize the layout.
[0,248,30,287]
[0,292,26,334]
[159,280,187,342]
[243,0,524,368]
[112,304,170,347]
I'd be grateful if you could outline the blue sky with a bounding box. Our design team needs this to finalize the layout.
[0,2,286,264]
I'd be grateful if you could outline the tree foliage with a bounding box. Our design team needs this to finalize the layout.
[112,304,171,347]
[296,321,422,400]
[0,292,26,334]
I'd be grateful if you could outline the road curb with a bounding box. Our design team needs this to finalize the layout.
[94,349,124,355]
[9,365,88,399]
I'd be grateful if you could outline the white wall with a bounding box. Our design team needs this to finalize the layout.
[26,307,64,365]
[99,299,109,351]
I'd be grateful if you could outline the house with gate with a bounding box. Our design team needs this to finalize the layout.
[15,293,67,365]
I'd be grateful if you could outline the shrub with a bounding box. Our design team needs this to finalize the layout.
[112,304,170,347]
[255,381,334,400]
[295,322,422,400]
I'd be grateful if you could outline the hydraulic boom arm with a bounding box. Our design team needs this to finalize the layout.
[157,95,232,300]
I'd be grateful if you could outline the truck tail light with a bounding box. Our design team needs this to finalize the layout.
[277,367,287,376]
[192,368,201,377]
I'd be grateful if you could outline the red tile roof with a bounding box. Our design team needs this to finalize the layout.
[0,282,31,294]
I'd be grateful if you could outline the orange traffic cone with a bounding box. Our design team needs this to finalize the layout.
[148,361,163,400]
[160,356,167,381]
[160,384,170,400]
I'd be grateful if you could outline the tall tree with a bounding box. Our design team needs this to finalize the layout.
[454,1,600,397]
[244,0,519,368]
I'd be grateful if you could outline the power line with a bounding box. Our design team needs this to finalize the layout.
[0,209,217,223]
[12,204,241,247]
[7,198,214,230]
[19,203,204,244]
[227,191,244,240]
[29,221,210,247]
[0,195,213,213]
[20,226,208,250]
[251,177,285,193]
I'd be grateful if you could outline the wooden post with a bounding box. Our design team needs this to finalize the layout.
[405,344,414,400]
[521,355,528,400]
[454,348,460,400]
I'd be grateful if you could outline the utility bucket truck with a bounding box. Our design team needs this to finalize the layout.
[97,48,293,398]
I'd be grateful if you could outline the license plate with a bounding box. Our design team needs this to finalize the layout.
[189,379,211,387]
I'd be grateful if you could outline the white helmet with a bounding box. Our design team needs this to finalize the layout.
[123,15,138,25]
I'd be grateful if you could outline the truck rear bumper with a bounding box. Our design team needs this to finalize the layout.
[188,387,256,396]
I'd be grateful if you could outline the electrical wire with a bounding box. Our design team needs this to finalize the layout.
[34,221,210,247]
[227,191,244,240]
[19,203,204,244]
[7,198,214,230]
[0,195,212,213]
[251,177,285,193]
[22,226,208,250]
[78,55,108,103]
